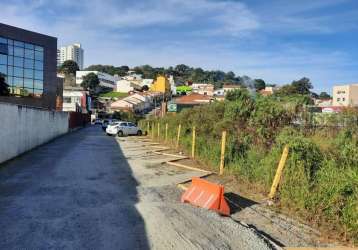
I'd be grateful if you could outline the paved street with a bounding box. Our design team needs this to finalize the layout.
[0,126,275,250]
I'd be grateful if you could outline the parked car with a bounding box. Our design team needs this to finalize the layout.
[102,119,118,131]
[101,119,110,131]
[94,119,102,125]
[106,121,142,136]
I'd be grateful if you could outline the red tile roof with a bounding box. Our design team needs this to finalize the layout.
[174,93,213,104]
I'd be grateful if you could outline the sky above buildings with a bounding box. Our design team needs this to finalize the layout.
[1,0,358,93]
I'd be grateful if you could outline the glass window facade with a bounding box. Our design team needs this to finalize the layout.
[0,36,44,97]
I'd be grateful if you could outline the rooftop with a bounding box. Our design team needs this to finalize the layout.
[174,93,213,104]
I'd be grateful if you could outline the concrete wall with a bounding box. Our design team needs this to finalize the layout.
[0,102,69,164]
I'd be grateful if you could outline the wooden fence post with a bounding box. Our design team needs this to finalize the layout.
[165,123,168,142]
[192,126,196,158]
[176,124,181,149]
[219,131,227,175]
[268,145,290,199]
[157,122,160,139]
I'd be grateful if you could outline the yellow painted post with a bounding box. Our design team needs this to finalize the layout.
[191,126,196,158]
[176,124,181,149]
[165,123,168,142]
[268,145,290,199]
[219,131,227,175]
[157,122,160,139]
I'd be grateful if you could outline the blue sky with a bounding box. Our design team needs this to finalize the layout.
[1,0,358,93]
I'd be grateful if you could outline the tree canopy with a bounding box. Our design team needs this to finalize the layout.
[0,73,10,96]
[276,77,313,96]
[319,92,331,99]
[254,79,266,91]
[85,65,129,76]
[86,64,243,89]
[58,60,79,75]
[81,73,100,95]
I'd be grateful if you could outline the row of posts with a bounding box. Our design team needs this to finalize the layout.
[141,120,290,199]
[144,121,230,176]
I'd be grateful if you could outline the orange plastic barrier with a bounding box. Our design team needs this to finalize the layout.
[181,177,230,216]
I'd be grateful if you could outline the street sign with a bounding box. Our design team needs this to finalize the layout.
[167,103,177,112]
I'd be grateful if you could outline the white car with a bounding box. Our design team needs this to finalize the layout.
[106,121,142,136]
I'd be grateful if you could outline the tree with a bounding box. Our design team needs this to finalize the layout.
[224,71,236,83]
[226,88,250,102]
[59,60,79,75]
[254,79,266,91]
[0,73,10,96]
[319,92,331,99]
[291,77,312,95]
[81,73,100,95]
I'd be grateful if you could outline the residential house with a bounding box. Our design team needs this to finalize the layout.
[130,93,152,111]
[223,84,241,94]
[314,98,332,108]
[192,83,214,96]
[172,93,213,112]
[62,87,90,113]
[150,75,171,96]
[259,86,277,96]
[116,79,136,93]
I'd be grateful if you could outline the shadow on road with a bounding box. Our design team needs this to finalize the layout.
[0,126,150,249]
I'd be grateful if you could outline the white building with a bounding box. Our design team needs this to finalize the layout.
[58,43,84,70]
[62,89,90,113]
[76,71,116,90]
[116,79,135,93]
[169,75,176,95]
[192,83,214,96]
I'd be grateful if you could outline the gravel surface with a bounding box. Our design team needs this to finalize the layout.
[0,126,278,250]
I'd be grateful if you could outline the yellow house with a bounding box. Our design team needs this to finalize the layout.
[150,75,171,94]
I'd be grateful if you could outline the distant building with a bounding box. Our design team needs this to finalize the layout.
[192,83,214,96]
[76,71,116,90]
[259,86,277,96]
[62,88,90,113]
[115,79,141,93]
[169,75,176,95]
[332,84,358,107]
[150,75,171,96]
[223,84,241,94]
[58,43,84,70]
[173,93,213,112]
[314,98,332,108]
[0,22,61,110]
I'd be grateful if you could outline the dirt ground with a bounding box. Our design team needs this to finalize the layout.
[118,136,278,250]
[148,138,350,248]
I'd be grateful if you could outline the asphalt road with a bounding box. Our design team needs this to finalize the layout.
[0,126,276,250]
